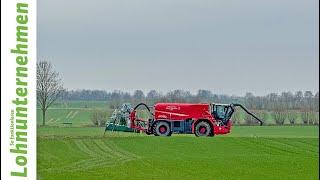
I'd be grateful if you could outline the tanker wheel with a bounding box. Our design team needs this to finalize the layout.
[153,121,172,136]
[195,121,211,137]
[145,131,152,135]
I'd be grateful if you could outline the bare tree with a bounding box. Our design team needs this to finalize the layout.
[146,90,162,104]
[272,110,287,125]
[287,111,298,125]
[37,61,64,126]
[301,110,312,125]
[133,90,145,104]
[196,90,213,102]
[231,110,242,125]
[91,109,108,127]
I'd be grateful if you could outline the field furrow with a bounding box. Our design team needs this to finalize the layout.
[40,139,140,173]
[262,138,319,156]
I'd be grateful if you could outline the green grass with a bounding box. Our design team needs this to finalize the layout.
[37,126,319,180]
[37,126,319,138]
[47,100,109,108]
[37,108,113,126]
[37,100,111,126]
[226,126,319,138]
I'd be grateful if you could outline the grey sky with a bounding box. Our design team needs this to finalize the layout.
[38,0,319,96]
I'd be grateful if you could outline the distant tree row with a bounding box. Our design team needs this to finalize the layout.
[232,110,319,125]
[61,89,319,112]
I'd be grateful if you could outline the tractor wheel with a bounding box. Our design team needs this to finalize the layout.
[153,121,172,136]
[195,121,211,137]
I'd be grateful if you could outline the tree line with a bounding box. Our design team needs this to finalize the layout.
[79,89,319,126]
[61,89,319,112]
[37,60,318,126]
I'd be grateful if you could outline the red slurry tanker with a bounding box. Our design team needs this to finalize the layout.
[129,103,263,137]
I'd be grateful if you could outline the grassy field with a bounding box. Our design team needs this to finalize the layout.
[37,126,319,180]
[37,101,113,126]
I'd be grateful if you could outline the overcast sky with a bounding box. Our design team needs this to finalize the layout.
[38,0,319,96]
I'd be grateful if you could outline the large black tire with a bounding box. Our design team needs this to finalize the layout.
[153,121,172,136]
[195,121,211,137]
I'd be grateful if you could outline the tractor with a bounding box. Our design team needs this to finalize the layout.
[129,102,263,137]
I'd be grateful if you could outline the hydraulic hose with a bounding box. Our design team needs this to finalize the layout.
[232,103,263,126]
[133,103,154,116]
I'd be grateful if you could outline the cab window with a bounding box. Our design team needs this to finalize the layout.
[214,105,227,120]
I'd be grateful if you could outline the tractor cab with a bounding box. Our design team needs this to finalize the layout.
[211,104,235,125]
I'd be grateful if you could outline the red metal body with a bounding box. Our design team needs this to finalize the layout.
[130,103,232,135]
